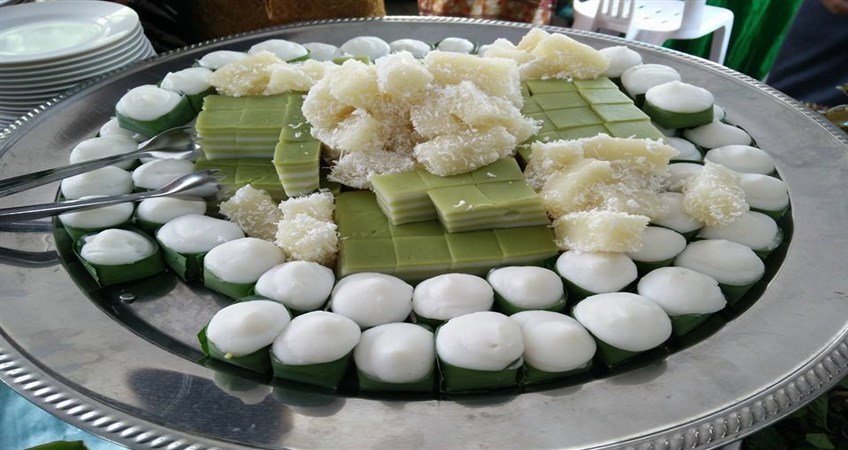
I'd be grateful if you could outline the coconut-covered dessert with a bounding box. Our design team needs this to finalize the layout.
[255,261,335,313]
[354,322,436,392]
[412,273,494,324]
[330,273,413,328]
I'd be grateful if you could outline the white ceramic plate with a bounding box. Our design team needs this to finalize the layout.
[0,0,139,65]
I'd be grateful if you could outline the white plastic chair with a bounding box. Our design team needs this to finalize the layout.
[572,0,734,65]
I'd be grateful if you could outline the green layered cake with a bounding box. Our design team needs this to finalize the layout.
[194,156,287,201]
[336,191,558,281]
[195,94,290,159]
[273,92,322,197]
[427,181,548,233]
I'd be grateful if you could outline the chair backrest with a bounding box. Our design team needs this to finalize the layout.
[593,0,636,35]
[678,0,707,34]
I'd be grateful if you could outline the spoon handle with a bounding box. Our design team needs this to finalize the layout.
[0,150,148,198]
[0,190,155,222]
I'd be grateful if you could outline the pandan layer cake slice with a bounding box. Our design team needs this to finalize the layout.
[335,191,558,281]
[196,94,289,159]
[371,158,525,226]
[273,92,322,196]
[427,181,549,233]
[519,78,664,154]
[194,156,287,202]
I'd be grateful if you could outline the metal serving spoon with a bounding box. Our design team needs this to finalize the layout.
[0,126,199,198]
[0,170,221,222]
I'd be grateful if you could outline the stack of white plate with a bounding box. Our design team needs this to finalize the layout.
[0,1,156,128]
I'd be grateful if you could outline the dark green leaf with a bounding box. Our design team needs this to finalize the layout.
[744,426,786,450]
[808,395,831,431]
[805,433,834,449]
[26,441,88,450]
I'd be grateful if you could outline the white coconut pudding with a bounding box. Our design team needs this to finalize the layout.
[666,137,702,162]
[340,36,391,61]
[248,39,308,61]
[697,211,782,252]
[331,273,414,328]
[621,64,681,98]
[197,50,248,70]
[738,173,790,213]
[705,145,775,175]
[131,158,195,190]
[626,226,687,264]
[599,45,642,78]
[79,228,155,265]
[389,39,431,59]
[637,267,726,316]
[555,250,638,295]
[206,300,291,357]
[156,214,244,254]
[60,166,133,200]
[354,322,435,384]
[511,310,596,373]
[436,37,475,54]
[204,237,285,284]
[69,135,139,170]
[487,266,565,310]
[255,261,336,312]
[652,192,705,235]
[302,42,345,61]
[412,273,494,321]
[160,67,214,96]
[573,292,672,353]
[675,239,765,288]
[436,311,524,371]
[99,117,144,142]
[665,162,704,192]
[58,196,133,231]
[272,311,361,365]
[683,120,753,149]
[135,196,207,225]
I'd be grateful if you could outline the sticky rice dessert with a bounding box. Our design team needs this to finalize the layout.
[76,228,164,286]
[436,311,524,392]
[573,292,672,366]
[134,196,207,232]
[412,273,495,326]
[555,250,638,301]
[354,322,436,393]
[643,81,714,129]
[60,166,133,200]
[203,237,286,299]
[271,311,361,390]
[58,196,134,240]
[487,266,566,314]
[255,261,336,314]
[156,214,244,280]
[674,239,765,303]
[331,273,414,328]
[637,266,726,336]
[510,310,596,384]
[203,300,291,373]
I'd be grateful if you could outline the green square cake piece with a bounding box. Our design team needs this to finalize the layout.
[235,162,286,200]
[573,78,617,90]
[393,235,453,281]
[243,94,290,110]
[521,98,542,114]
[201,95,246,111]
[274,140,321,166]
[527,112,556,133]
[335,191,392,239]
[338,238,396,277]
[520,82,531,97]
[371,171,429,204]
[280,121,313,142]
[194,161,236,187]
[477,181,541,205]
[238,109,287,130]
[470,158,524,184]
[495,226,559,265]
[390,219,444,238]
[546,107,603,129]
[579,88,632,105]
[592,104,650,123]
[417,170,474,189]
[525,79,577,94]
[605,120,665,139]
[557,125,608,140]
[427,185,490,220]
[194,156,240,168]
[196,110,242,130]
[445,230,504,275]
[533,91,587,111]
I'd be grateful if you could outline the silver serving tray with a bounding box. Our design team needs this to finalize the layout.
[1,17,846,450]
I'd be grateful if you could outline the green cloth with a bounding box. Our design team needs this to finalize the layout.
[666,0,803,80]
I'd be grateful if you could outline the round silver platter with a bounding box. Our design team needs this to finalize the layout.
[1,17,846,450]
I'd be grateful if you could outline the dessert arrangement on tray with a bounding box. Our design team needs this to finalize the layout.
[51,27,790,396]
